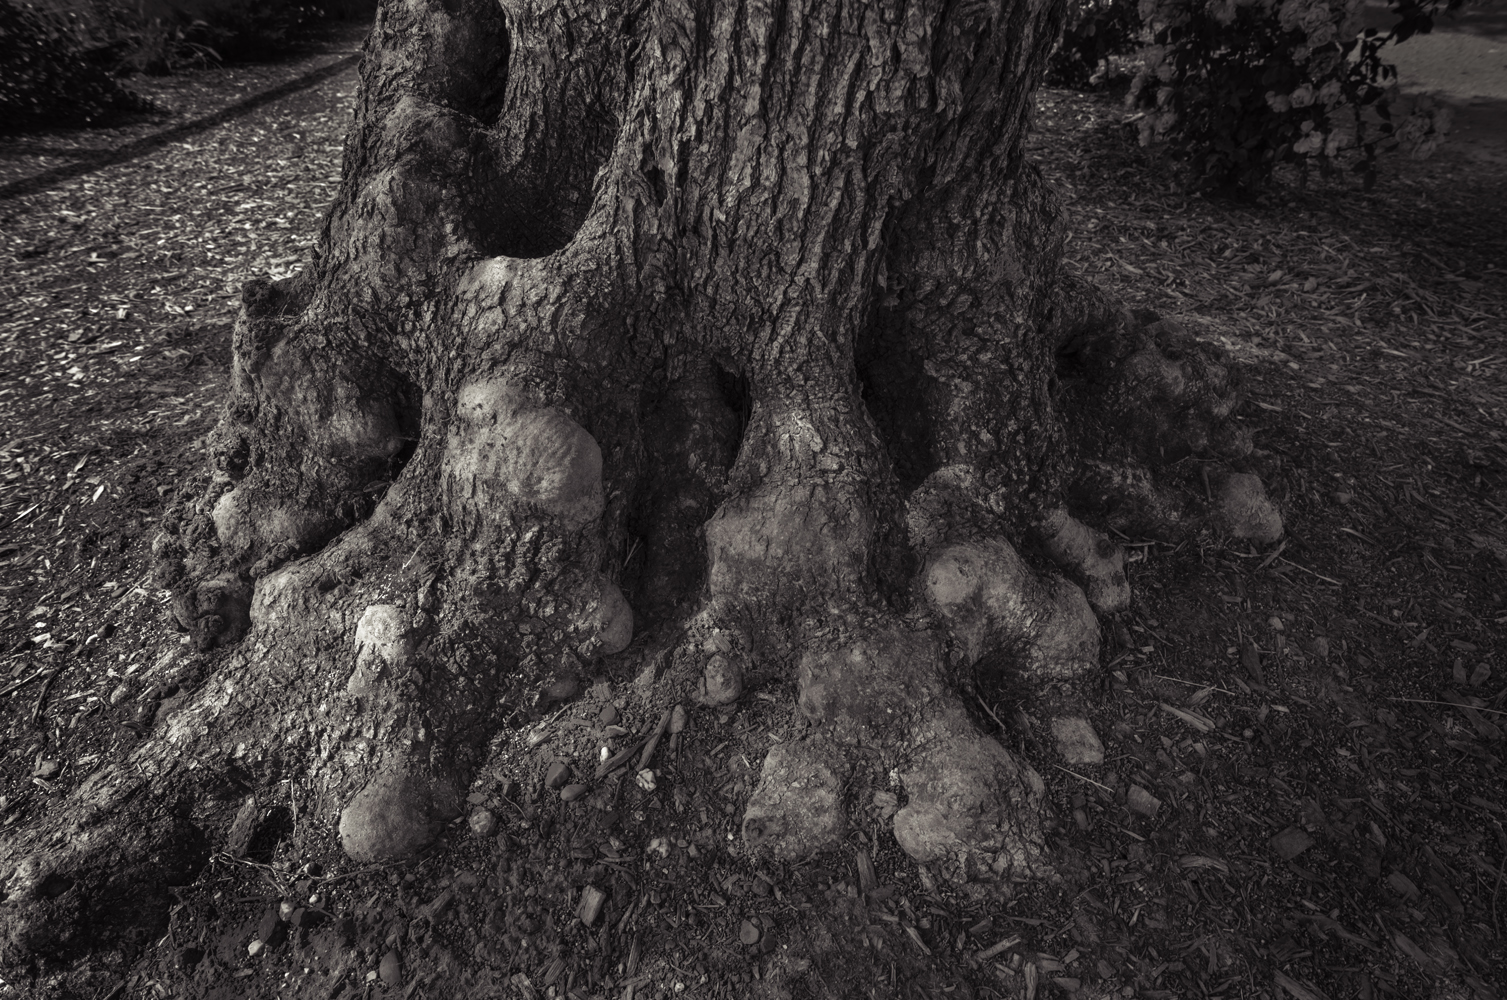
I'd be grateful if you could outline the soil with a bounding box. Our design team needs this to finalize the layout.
[2,17,1505,1000]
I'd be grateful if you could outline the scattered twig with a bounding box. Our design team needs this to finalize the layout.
[1054,765,1113,794]
[1386,697,1507,718]
[1255,539,1288,571]
[635,708,674,773]
[1277,558,1342,586]
[0,667,50,698]
[29,668,60,725]
[1150,673,1239,697]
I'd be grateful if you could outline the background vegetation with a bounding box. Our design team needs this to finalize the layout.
[1048,0,1469,193]
[1,0,374,132]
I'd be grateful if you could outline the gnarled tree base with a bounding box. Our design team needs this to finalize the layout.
[0,0,1285,969]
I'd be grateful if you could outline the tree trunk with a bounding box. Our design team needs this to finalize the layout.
[1,0,1279,966]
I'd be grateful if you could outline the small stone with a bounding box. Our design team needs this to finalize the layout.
[1126,785,1161,818]
[700,654,743,705]
[543,676,582,703]
[545,761,571,789]
[33,760,60,780]
[1333,491,1353,504]
[469,808,498,837]
[278,899,295,921]
[1308,636,1329,660]
[1216,472,1283,543]
[739,919,761,946]
[109,682,132,706]
[669,704,687,734]
[247,940,263,958]
[560,783,589,802]
[256,906,284,949]
[378,950,402,987]
[599,704,619,726]
[1049,717,1104,765]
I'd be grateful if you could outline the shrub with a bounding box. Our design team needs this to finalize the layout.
[1048,0,1144,89]
[1128,0,1461,194]
[123,0,365,74]
[0,0,154,131]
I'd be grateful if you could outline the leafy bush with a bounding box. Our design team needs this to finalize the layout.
[0,0,154,131]
[123,0,370,74]
[1129,0,1461,193]
[1048,0,1144,89]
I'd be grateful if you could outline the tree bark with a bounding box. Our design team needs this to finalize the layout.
[1,0,1280,965]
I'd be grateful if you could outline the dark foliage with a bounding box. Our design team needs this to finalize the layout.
[0,1,155,132]
[1047,0,1144,89]
[1129,0,1462,194]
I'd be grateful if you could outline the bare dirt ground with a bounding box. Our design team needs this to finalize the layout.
[0,18,1504,1000]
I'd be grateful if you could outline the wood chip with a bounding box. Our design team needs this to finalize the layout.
[855,849,876,893]
[975,934,1021,961]
[1126,785,1161,817]
[577,886,607,925]
[1269,826,1313,860]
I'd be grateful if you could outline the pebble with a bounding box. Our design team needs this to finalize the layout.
[599,704,619,726]
[669,704,687,734]
[700,655,742,705]
[543,676,582,703]
[560,783,589,802]
[738,919,761,946]
[33,760,60,780]
[379,950,402,988]
[545,761,571,789]
[247,940,263,958]
[469,808,498,837]
[109,682,132,706]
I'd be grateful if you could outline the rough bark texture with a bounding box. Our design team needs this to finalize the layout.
[1,0,1280,965]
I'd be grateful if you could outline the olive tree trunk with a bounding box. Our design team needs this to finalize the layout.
[1,0,1279,965]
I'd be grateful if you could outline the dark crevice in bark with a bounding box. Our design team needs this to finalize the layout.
[855,326,935,493]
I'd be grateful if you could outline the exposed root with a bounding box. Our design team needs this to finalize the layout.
[1035,506,1130,614]
[894,700,1050,879]
[920,539,1099,682]
[741,738,850,859]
